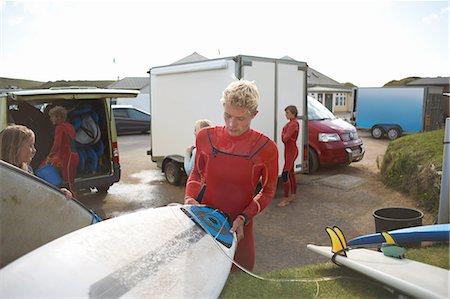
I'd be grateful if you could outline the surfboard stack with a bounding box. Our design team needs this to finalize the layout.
[307,225,450,299]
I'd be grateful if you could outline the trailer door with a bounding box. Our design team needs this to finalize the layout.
[275,62,307,173]
[241,58,307,174]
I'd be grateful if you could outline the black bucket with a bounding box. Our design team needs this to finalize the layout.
[373,207,424,247]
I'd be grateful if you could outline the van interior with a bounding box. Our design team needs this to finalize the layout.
[7,99,113,180]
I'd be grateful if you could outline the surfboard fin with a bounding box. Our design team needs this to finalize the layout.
[381,232,396,245]
[332,226,347,249]
[325,226,347,257]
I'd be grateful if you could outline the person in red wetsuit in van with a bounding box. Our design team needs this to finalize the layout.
[278,105,299,207]
[47,106,80,198]
[184,80,278,271]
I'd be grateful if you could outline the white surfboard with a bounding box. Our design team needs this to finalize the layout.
[0,160,101,267]
[307,244,449,299]
[0,205,236,298]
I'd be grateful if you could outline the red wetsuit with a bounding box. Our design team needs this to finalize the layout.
[282,118,299,198]
[48,121,80,196]
[185,126,278,270]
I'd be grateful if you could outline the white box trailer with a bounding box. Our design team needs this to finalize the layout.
[148,55,308,185]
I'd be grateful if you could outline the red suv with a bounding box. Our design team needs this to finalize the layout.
[307,96,364,172]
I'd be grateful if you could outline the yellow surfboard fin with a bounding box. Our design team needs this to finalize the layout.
[332,226,347,248]
[381,232,397,245]
[325,227,347,256]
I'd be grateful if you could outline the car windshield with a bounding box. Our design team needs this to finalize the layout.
[307,97,336,120]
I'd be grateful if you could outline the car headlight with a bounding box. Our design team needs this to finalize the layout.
[318,133,341,142]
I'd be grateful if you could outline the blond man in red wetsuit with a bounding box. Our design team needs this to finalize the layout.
[184,80,278,271]
[48,106,80,197]
[278,105,299,207]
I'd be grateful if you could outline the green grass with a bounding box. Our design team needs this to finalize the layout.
[380,129,445,217]
[220,244,449,298]
[406,243,449,269]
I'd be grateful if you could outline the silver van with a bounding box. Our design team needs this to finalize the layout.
[0,87,138,193]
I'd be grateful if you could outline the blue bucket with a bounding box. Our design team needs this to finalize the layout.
[36,165,62,187]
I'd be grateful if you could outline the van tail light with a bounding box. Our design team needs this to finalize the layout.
[112,142,120,164]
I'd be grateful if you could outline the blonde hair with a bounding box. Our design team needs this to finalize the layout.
[48,106,68,121]
[0,125,35,170]
[220,80,259,114]
[194,119,213,135]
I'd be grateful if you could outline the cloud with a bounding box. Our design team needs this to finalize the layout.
[423,5,449,24]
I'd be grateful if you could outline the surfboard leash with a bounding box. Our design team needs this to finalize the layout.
[170,204,396,298]
[90,210,102,224]
[170,205,348,283]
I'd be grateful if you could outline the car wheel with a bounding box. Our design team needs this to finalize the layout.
[387,127,401,140]
[164,160,182,186]
[371,126,384,139]
[308,148,319,173]
[96,185,111,194]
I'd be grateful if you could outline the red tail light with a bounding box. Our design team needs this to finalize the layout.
[113,142,120,164]
[303,144,309,170]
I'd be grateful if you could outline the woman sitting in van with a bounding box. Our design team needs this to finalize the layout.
[47,106,80,198]
[0,124,73,198]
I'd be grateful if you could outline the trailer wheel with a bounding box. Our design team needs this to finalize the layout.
[371,126,384,139]
[308,148,319,173]
[164,160,182,186]
[387,127,402,140]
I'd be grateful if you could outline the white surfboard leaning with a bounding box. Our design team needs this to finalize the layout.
[0,204,236,298]
[0,160,101,267]
[307,244,449,299]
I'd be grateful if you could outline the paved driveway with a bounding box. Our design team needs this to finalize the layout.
[253,130,433,273]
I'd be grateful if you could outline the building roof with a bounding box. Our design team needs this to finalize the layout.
[407,77,450,86]
[279,55,348,89]
[108,77,149,90]
[171,52,208,64]
[118,53,350,93]
[306,67,344,87]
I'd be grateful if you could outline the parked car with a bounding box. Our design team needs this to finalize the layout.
[0,87,139,193]
[308,96,364,172]
[112,105,151,135]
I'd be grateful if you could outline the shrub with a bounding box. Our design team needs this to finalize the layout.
[380,129,444,217]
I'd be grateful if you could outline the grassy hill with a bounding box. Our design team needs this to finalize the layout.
[0,77,114,89]
[0,77,44,89]
[381,128,445,217]
[39,80,114,89]
[383,76,421,87]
